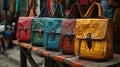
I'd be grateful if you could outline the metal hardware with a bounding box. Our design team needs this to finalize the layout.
[39,28,43,38]
[86,33,92,50]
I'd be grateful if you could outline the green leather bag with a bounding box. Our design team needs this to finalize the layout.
[31,6,51,46]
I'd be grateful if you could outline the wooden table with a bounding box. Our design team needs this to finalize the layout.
[13,40,120,67]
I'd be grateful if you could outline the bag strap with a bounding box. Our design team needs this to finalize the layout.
[84,2,104,18]
[68,3,84,18]
[38,6,51,17]
[52,4,66,18]
[25,0,37,16]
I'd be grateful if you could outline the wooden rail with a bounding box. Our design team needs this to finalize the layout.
[13,40,120,67]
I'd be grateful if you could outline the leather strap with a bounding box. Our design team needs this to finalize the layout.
[38,6,51,17]
[46,28,56,48]
[51,28,55,40]
[25,0,37,16]
[68,3,83,18]
[86,33,92,50]
[84,2,104,18]
[52,4,66,18]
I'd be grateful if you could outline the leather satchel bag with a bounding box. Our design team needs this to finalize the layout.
[43,4,66,50]
[74,2,113,61]
[31,6,51,46]
[16,0,37,42]
[59,3,83,54]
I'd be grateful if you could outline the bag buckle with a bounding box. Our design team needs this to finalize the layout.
[51,28,55,40]
[86,33,92,50]
[24,27,27,35]
[39,28,43,38]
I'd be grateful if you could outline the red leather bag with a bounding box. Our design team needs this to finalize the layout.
[59,3,83,54]
[16,0,37,42]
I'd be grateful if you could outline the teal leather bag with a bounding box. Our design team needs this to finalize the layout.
[31,6,51,46]
[43,4,66,50]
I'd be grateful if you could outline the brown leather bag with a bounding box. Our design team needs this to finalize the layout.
[113,8,120,54]
[59,3,83,54]
[74,2,113,61]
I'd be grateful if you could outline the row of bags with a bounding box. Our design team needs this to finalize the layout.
[16,2,113,61]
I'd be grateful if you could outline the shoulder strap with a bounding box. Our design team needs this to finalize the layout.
[52,4,66,18]
[68,3,84,18]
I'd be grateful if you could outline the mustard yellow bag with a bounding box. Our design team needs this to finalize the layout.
[74,2,113,61]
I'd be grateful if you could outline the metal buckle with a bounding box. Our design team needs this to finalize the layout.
[86,33,92,50]
[39,28,43,38]
[51,28,55,40]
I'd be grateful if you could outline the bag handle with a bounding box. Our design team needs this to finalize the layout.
[25,0,37,16]
[38,6,51,17]
[68,3,84,18]
[52,4,66,18]
[84,2,104,18]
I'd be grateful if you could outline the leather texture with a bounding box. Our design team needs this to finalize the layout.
[31,6,51,46]
[59,19,75,54]
[16,17,33,42]
[43,4,66,50]
[74,2,113,60]
[59,3,83,54]
[31,18,45,46]
[16,3,37,42]
[43,18,62,50]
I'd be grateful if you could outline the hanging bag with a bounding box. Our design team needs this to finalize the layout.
[16,0,37,42]
[74,2,113,61]
[59,3,83,54]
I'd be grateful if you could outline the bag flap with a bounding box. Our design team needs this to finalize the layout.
[61,19,76,35]
[32,18,45,31]
[17,17,33,29]
[45,18,62,34]
[76,18,108,40]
